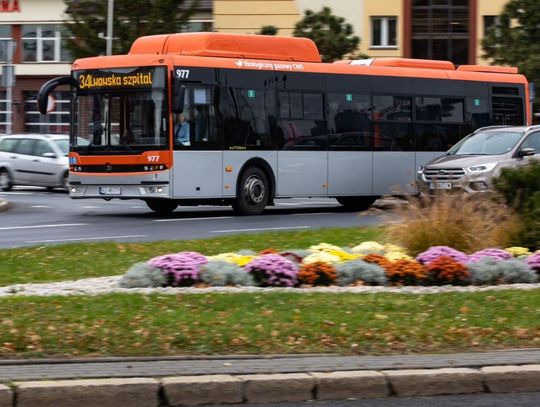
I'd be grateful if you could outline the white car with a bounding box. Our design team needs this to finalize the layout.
[0,134,70,191]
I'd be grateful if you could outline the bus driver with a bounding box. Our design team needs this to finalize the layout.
[174,112,191,146]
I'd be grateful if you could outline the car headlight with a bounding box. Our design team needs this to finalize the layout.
[467,162,497,173]
[417,165,425,174]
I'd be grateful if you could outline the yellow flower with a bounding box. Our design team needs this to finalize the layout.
[384,251,413,262]
[309,243,343,253]
[505,247,531,257]
[351,241,385,254]
[327,249,362,261]
[302,252,341,264]
[384,243,408,254]
[207,253,255,266]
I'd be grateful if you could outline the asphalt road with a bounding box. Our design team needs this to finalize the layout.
[0,187,391,248]
[207,392,540,407]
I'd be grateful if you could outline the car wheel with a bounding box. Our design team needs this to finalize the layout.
[145,199,178,214]
[0,169,13,191]
[62,172,69,190]
[336,196,378,211]
[232,166,268,215]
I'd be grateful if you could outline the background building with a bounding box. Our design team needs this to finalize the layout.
[214,0,508,65]
[0,0,513,135]
[0,0,212,135]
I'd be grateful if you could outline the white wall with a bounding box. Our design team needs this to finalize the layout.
[294,0,363,39]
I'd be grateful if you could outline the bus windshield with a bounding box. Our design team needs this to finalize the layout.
[72,67,168,154]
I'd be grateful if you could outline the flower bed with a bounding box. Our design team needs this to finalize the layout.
[119,242,540,289]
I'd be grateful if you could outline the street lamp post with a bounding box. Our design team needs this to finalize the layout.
[106,0,114,55]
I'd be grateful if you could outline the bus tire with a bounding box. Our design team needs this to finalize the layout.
[145,199,178,214]
[232,166,268,215]
[0,169,13,191]
[336,196,377,211]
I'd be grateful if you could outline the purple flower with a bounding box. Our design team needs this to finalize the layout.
[416,246,468,265]
[148,251,207,287]
[468,248,512,263]
[244,254,298,287]
[526,252,540,271]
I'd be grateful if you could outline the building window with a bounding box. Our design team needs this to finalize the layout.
[22,25,72,63]
[182,20,213,32]
[0,91,8,133]
[411,0,469,65]
[24,91,70,134]
[371,17,397,48]
[483,15,499,36]
[0,25,12,63]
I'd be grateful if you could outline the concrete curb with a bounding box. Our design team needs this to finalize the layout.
[3,365,540,406]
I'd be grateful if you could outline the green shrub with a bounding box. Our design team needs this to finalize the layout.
[199,260,255,286]
[335,260,387,286]
[118,262,165,288]
[494,160,540,250]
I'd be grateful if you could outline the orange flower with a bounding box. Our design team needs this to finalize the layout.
[363,254,393,272]
[298,261,337,286]
[427,256,470,285]
[385,260,427,286]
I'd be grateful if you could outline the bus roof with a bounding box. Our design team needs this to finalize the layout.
[129,32,321,63]
[72,33,526,85]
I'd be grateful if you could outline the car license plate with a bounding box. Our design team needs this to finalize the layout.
[99,187,121,195]
[430,182,452,190]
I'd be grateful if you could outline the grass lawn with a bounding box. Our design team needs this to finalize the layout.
[1,290,539,358]
[1,226,538,359]
[0,227,382,285]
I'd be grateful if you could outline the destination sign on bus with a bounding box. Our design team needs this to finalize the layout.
[76,68,156,90]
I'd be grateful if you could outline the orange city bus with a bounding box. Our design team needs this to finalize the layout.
[37,33,530,215]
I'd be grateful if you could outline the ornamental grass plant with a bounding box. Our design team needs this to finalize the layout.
[385,192,520,255]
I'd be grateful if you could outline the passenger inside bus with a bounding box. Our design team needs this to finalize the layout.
[174,112,191,146]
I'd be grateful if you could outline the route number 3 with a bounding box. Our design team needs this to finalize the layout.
[147,155,159,162]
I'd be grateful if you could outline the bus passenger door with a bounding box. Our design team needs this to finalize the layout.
[171,85,223,199]
[371,122,416,195]
[276,92,328,197]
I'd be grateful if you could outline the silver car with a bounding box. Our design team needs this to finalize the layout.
[418,125,540,193]
[0,134,70,191]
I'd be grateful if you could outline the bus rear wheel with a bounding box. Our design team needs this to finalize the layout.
[145,199,178,214]
[232,167,268,215]
[336,196,377,211]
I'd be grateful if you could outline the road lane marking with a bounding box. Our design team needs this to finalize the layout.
[26,234,147,243]
[212,226,310,233]
[0,223,87,231]
[31,205,52,208]
[155,216,234,222]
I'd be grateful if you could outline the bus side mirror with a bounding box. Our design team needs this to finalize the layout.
[172,80,185,114]
[37,76,78,114]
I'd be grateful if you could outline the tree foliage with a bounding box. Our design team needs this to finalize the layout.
[259,25,278,36]
[64,0,199,58]
[482,0,540,104]
[292,7,360,62]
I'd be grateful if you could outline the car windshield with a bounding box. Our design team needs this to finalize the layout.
[447,131,523,155]
[52,139,69,155]
[72,67,168,154]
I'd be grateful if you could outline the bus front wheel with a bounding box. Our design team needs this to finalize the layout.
[232,167,269,215]
[336,196,378,211]
[145,199,179,214]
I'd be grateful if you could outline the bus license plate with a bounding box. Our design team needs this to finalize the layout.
[99,187,121,195]
[430,182,452,190]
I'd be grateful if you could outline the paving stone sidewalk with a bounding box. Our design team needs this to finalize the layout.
[1,349,540,382]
